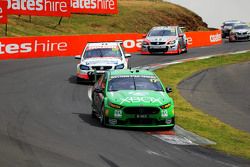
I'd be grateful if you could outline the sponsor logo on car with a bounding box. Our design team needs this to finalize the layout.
[120,97,162,105]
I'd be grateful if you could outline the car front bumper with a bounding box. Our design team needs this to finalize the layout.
[229,34,250,41]
[77,70,105,80]
[141,43,179,54]
[104,105,175,128]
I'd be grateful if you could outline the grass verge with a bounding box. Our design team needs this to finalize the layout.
[0,0,207,37]
[155,52,250,159]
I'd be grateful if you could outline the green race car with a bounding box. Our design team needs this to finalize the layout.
[91,69,175,128]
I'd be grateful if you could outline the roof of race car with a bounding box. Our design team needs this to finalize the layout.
[87,42,119,47]
[233,23,249,27]
[223,20,241,24]
[151,26,177,30]
[108,69,156,77]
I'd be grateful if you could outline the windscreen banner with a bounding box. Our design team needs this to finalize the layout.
[0,30,222,60]
[0,1,8,24]
[70,0,118,14]
[6,0,71,17]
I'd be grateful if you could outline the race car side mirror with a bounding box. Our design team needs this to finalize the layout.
[142,34,147,38]
[94,88,103,93]
[125,54,131,58]
[166,87,172,93]
[75,55,81,60]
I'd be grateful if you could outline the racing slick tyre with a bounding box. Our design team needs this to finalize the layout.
[100,104,107,127]
[76,76,81,83]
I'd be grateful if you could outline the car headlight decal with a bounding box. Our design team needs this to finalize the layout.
[79,65,90,70]
[142,41,149,45]
[109,102,123,109]
[115,64,124,69]
[167,40,176,45]
[160,103,171,109]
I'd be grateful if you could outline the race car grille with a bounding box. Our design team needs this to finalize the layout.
[127,118,156,125]
[91,66,112,70]
[236,32,248,35]
[124,107,160,115]
[150,42,166,45]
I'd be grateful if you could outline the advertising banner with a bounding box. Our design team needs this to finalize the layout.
[186,29,222,48]
[70,0,118,14]
[7,0,71,17]
[0,30,222,60]
[0,33,143,60]
[0,1,8,24]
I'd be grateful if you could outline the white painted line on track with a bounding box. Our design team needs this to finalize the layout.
[138,49,250,145]
[153,134,196,145]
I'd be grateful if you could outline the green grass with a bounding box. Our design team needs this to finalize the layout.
[0,0,207,37]
[155,52,250,159]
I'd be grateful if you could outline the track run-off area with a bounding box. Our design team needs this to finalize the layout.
[0,40,250,167]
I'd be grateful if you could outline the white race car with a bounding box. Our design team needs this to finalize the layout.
[75,42,131,81]
[141,26,188,55]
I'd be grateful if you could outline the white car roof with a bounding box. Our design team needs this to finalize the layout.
[151,26,177,30]
[87,42,119,47]
[233,23,248,27]
[223,20,241,24]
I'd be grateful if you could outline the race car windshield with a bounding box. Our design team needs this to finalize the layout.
[148,29,176,36]
[84,48,122,58]
[234,25,248,29]
[108,77,164,91]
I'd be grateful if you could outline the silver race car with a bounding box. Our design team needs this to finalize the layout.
[221,20,241,38]
[141,26,188,55]
[229,23,250,42]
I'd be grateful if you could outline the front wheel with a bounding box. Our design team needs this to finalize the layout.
[100,105,107,127]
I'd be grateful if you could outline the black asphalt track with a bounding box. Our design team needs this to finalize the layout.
[0,40,250,167]
[178,61,250,133]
